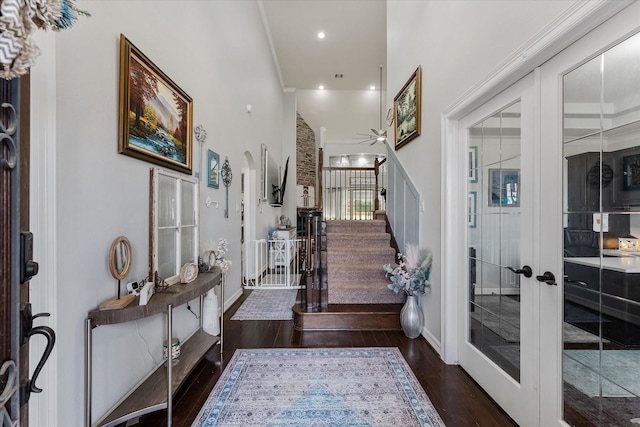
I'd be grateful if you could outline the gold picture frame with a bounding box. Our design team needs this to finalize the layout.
[118,34,193,174]
[393,66,422,150]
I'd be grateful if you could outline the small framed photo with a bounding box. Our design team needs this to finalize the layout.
[394,66,422,150]
[468,147,478,183]
[208,149,220,189]
[118,34,193,174]
[489,169,520,207]
[468,191,477,228]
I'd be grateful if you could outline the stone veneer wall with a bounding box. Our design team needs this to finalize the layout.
[296,112,316,187]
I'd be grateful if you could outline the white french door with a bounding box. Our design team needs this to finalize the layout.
[459,73,541,426]
[455,4,640,427]
[538,5,640,426]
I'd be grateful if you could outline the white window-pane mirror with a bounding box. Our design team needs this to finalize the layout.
[150,168,199,283]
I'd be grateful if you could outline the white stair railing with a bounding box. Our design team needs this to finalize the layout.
[242,239,303,289]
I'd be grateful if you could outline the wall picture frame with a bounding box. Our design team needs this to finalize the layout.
[468,191,477,228]
[118,34,193,175]
[623,153,640,191]
[207,149,220,189]
[488,169,520,207]
[393,66,422,150]
[468,146,478,183]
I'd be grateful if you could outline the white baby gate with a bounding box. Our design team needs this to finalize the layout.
[243,239,304,289]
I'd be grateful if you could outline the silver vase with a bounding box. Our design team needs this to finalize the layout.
[400,294,423,338]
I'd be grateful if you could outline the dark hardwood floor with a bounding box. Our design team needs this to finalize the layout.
[136,290,517,427]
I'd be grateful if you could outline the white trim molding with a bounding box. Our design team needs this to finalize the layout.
[257,0,285,90]
[29,29,58,427]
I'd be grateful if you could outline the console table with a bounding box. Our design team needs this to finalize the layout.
[85,270,223,427]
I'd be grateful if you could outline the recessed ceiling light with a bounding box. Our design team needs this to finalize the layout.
[318,85,325,90]
[370,86,376,91]
[317,32,325,39]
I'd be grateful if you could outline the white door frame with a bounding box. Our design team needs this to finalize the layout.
[440,0,634,425]
[242,153,257,242]
[29,30,59,427]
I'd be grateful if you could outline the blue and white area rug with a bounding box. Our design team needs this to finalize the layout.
[192,348,445,426]
[230,289,298,321]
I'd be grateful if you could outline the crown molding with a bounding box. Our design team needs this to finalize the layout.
[443,0,634,120]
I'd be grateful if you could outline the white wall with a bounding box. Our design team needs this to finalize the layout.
[387,0,574,346]
[322,141,386,163]
[297,89,381,142]
[54,1,284,425]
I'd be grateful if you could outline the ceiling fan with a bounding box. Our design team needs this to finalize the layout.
[356,64,388,145]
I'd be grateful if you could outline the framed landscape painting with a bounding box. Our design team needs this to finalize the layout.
[394,66,422,150]
[118,34,193,174]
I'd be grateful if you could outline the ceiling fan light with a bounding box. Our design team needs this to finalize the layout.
[376,136,386,142]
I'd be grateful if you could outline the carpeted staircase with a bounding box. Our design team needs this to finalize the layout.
[326,220,406,305]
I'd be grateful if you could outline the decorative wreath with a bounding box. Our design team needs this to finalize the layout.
[587,161,613,188]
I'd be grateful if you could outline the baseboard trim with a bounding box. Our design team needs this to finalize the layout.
[224,288,244,313]
[421,327,444,362]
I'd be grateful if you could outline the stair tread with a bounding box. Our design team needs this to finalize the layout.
[327,231,388,235]
[327,264,385,274]
[328,255,394,261]
[329,281,392,288]
[327,220,385,224]
[328,247,395,253]
[328,259,393,266]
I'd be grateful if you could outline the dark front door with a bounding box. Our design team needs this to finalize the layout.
[1,74,49,427]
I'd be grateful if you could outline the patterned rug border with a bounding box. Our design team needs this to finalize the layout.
[192,347,445,427]
[230,289,298,321]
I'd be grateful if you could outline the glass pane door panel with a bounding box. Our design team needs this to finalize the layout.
[468,101,522,382]
[562,31,640,426]
[181,180,196,225]
[563,55,602,143]
[603,34,640,130]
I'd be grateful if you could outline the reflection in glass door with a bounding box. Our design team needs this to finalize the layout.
[468,102,523,381]
[562,31,640,426]
[460,73,537,426]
